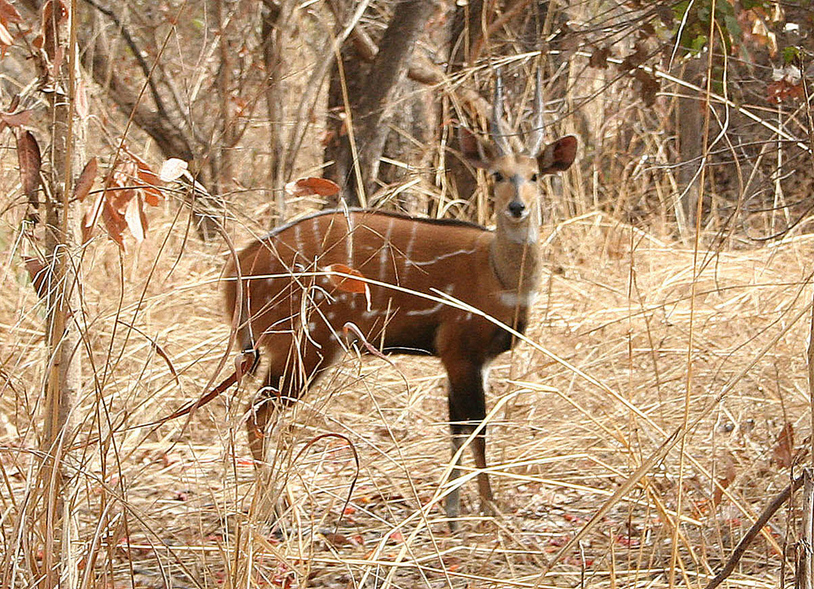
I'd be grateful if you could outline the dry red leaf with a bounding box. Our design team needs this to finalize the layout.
[0,0,23,24]
[73,157,96,202]
[108,185,136,215]
[24,256,49,299]
[773,421,794,468]
[322,532,349,547]
[284,177,341,198]
[16,130,41,208]
[102,197,127,247]
[389,530,404,543]
[767,79,803,103]
[0,109,32,130]
[325,263,368,294]
[123,148,163,205]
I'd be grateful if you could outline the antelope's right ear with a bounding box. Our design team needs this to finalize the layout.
[537,135,578,174]
[459,126,495,169]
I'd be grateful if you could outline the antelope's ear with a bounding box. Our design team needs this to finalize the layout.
[537,135,578,174]
[459,126,495,169]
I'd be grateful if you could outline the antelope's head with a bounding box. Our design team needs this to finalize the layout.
[460,71,578,239]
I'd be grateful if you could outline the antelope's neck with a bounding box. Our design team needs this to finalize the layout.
[489,215,543,298]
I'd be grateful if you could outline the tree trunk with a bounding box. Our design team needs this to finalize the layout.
[443,0,486,215]
[38,2,85,586]
[324,0,436,206]
[323,42,366,206]
[677,56,704,236]
[262,0,288,224]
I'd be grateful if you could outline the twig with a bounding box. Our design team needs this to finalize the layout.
[704,473,805,589]
[80,0,173,125]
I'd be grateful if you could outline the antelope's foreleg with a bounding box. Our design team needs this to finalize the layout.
[443,356,494,527]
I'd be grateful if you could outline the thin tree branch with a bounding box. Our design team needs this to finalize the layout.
[704,473,805,589]
[80,0,172,124]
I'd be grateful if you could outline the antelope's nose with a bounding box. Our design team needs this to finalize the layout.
[508,200,526,218]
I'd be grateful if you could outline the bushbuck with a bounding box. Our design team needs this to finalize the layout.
[224,74,577,527]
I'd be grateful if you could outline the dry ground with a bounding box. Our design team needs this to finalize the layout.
[1,193,812,587]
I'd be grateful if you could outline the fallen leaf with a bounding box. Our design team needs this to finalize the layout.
[773,421,794,468]
[589,45,611,69]
[159,158,189,182]
[0,109,32,130]
[73,157,97,202]
[24,256,49,299]
[284,177,340,198]
[322,532,349,547]
[16,130,41,208]
[0,0,23,24]
[712,454,736,506]
[324,263,368,294]
[0,22,12,46]
[124,194,145,242]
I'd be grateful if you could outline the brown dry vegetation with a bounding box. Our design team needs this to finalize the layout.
[2,188,813,587]
[2,1,814,588]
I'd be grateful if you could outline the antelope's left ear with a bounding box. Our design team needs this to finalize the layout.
[459,126,496,169]
[537,135,578,174]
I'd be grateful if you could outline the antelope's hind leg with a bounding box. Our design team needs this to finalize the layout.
[246,345,327,464]
[246,345,329,527]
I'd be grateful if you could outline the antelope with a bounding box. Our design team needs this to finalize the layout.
[224,74,577,527]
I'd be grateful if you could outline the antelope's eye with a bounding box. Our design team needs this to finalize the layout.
[492,171,504,182]
[530,173,538,182]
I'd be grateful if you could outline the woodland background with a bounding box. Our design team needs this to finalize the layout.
[1,0,814,588]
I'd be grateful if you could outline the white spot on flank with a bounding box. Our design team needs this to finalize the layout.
[405,285,451,317]
[405,247,478,268]
[294,224,303,251]
[405,224,416,261]
[311,217,320,242]
[405,303,444,317]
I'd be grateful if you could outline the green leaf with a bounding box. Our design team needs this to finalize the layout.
[783,46,801,64]
[689,34,708,54]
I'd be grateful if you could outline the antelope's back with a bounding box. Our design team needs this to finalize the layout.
[224,209,500,351]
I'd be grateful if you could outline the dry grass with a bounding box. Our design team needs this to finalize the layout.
[1,165,812,588]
